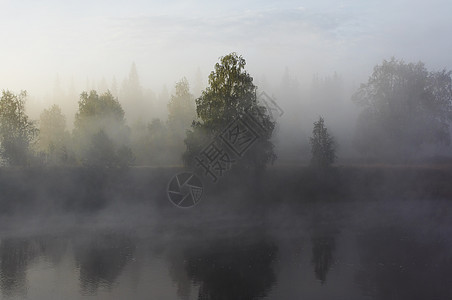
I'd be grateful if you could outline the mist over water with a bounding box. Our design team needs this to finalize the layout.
[0,195,450,300]
[0,166,449,299]
[1,1,452,299]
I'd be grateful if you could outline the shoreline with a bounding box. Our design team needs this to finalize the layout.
[0,165,450,215]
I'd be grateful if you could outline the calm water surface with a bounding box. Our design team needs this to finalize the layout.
[0,199,450,300]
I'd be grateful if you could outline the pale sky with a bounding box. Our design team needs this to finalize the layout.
[1,0,452,98]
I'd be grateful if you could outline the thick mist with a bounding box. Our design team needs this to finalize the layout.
[13,60,451,166]
[1,0,451,167]
[0,1,452,299]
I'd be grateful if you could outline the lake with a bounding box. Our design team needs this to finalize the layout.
[0,197,450,300]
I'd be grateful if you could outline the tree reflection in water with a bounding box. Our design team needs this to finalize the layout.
[309,206,341,285]
[0,203,449,299]
[74,233,135,295]
[0,235,70,298]
[168,235,278,300]
[311,235,336,284]
[0,238,37,297]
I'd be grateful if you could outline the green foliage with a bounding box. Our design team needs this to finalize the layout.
[183,121,211,167]
[183,53,276,169]
[85,130,116,167]
[0,90,38,165]
[130,118,171,165]
[37,104,71,164]
[74,90,133,167]
[310,117,337,168]
[195,53,256,131]
[75,90,125,129]
[167,77,196,136]
[166,78,197,163]
[353,58,452,159]
[84,130,135,168]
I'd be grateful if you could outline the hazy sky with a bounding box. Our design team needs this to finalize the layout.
[1,0,452,98]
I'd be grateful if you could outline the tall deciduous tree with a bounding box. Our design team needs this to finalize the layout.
[0,90,37,165]
[74,90,133,167]
[167,77,196,162]
[353,58,452,159]
[167,77,196,137]
[38,104,70,164]
[183,53,276,170]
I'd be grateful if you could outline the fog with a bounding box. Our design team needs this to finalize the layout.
[0,1,452,299]
[2,1,451,166]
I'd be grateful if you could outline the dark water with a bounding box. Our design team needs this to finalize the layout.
[0,199,451,300]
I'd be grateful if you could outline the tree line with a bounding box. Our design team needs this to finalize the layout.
[0,77,196,167]
[0,55,451,168]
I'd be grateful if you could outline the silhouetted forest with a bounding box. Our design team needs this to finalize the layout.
[1,55,451,169]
